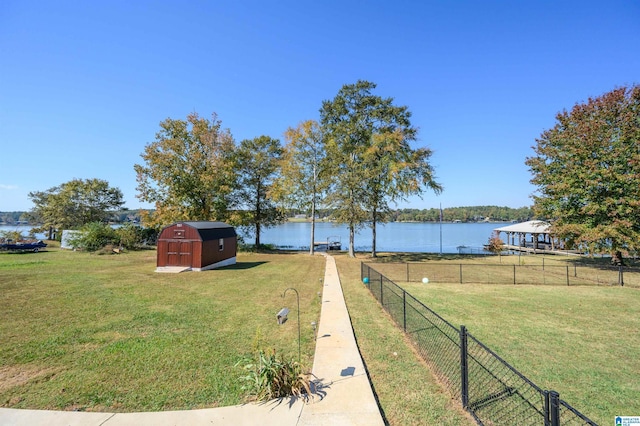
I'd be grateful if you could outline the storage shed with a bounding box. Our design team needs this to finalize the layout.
[156,221,237,272]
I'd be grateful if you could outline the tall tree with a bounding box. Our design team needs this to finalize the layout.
[321,80,441,257]
[234,135,285,247]
[274,120,327,255]
[526,84,640,264]
[320,82,369,257]
[28,178,124,238]
[134,113,236,228]
[364,128,442,257]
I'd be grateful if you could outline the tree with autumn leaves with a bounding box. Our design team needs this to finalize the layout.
[320,80,442,257]
[234,136,286,247]
[134,113,236,228]
[526,84,640,263]
[135,114,285,247]
[274,120,327,255]
[135,81,442,255]
[28,178,124,239]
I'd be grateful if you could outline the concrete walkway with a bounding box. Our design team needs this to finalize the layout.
[0,254,384,426]
[298,254,384,426]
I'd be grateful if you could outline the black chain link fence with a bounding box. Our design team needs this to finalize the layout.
[367,262,637,287]
[361,262,598,426]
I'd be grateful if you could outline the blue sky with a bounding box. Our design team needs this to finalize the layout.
[1,0,638,212]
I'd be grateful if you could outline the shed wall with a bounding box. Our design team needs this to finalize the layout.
[200,237,237,267]
[156,222,236,270]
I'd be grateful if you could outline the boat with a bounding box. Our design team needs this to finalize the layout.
[0,240,47,252]
[313,236,342,251]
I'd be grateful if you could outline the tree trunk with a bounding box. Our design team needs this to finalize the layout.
[309,199,316,256]
[349,224,355,257]
[255,222,261,248]
[611,249,625,285]
[371,211,377,258]
[255,193,261,248]
[611,250,625,266]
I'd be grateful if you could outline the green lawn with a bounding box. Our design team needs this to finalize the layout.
[0,247,325,412]
[368,252,640,287]
[0,245,477,424]
[359,253,640,426]
[5,246,631,425]
[334,254,475,426]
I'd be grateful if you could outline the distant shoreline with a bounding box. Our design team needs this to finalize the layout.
[285,218,516,224]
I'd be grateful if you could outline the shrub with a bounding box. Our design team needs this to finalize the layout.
[68,222,117,252]
[238,242,278,252]
[66,223,158,252]
[236,349,311,401]
[0,230,24,242]
[486,233,504,254]
[137,226,159,246]
[115,223,142,250]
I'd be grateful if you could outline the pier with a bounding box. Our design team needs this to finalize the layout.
[502,244,583,256]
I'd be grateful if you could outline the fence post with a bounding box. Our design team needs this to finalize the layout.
[513,264,516,285]
[544,391,550,426]
[459,264,463,284]
[407,263,410,282]
[546,390,560,426]
[380,274,384,306]
[460,325,469,409]
[566,265,569,286]
[403,290,407,331]
[619,265,624,286]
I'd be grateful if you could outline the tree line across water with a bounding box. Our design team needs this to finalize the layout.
[391,206,532,223]
[0,205,533,227]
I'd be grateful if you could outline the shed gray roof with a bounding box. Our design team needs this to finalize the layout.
[182,221,234,229]
[159,221,237,240]
[494,220,551,234]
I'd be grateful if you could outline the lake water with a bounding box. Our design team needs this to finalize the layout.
[1,221,508,254]
[246,221,508,253]
[0,225,47,240]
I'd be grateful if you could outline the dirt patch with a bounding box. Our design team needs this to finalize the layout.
[0,365,59,393]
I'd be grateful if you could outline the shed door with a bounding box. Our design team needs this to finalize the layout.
[167,241,193,266]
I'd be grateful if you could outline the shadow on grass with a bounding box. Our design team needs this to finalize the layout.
[239,248,311,256]
[222,261,268,270]
[549,254,640,269]
[0,250,49,255]
[366,252,489,263]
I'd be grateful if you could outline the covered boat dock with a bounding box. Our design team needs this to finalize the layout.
[494,220,557,254]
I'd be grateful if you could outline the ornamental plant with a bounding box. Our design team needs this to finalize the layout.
[236,348,312,401]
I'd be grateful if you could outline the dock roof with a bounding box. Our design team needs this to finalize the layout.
[494,220,551,234]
